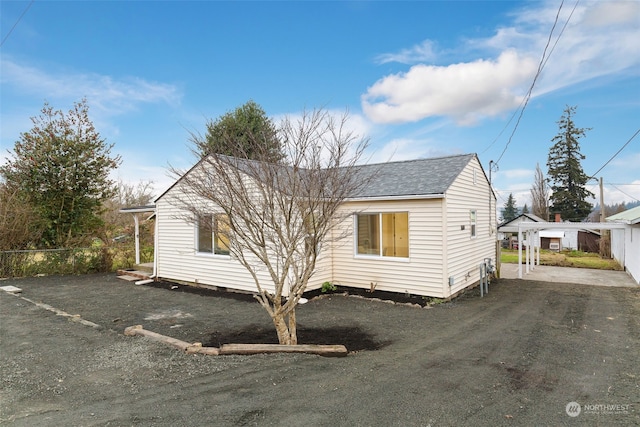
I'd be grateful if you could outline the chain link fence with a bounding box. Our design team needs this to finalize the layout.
[0,247,111,278]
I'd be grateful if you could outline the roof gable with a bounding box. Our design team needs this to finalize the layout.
[349,153,475,199]
[498,213,546,229]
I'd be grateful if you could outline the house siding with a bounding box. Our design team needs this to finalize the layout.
[154,153,497,299]
[330,198,447,297]
[625,226,640,284]
[444,157,496,297]
[156,192,277,295]
[612,225,640,284]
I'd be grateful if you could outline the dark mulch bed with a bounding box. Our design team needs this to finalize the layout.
[143,280,411,352]
[146,280,439,307]
[204,325,390,352]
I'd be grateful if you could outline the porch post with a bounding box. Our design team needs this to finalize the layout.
[134,213,140,265]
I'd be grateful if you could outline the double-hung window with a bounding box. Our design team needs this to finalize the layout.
[197,214,230,256]
[470,210,477,238]
[356,212,409,258]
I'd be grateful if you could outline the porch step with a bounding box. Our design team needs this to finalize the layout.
[117,269,152,281]
[134,263,154,273]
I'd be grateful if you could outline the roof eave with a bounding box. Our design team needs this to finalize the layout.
[345,193,445,202]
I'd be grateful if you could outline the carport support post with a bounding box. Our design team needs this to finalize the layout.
[536,230,540,266]
[518,229,523,279]
[525,230,530,274]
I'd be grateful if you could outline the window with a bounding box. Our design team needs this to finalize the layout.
[470,210,477,238]
[213,214,230,255]
[197,216,213,253]
[197,214,230,256]
[356,212,408,258]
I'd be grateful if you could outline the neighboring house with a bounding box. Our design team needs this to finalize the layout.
[498,213,546,248]
[607,206,640,284]
[154,153,496,299]
[498,213,598,252]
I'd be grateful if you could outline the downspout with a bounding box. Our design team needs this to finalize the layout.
[152,206,158,279]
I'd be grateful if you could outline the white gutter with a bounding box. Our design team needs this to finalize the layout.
[345,193,444,202]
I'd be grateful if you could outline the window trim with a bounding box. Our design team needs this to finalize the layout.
[195,213,231,258]
[354,211,410,260]
[470,209,477,239]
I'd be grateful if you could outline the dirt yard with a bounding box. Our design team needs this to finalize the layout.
[1,273,639,426]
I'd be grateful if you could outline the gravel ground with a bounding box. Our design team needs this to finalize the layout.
[1,273,639,426]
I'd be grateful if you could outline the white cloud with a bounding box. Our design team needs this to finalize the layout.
[363,0,640,125]
[0,56,182,116]
[362,50,536,125]
[475,0,640,96]
[111,160,181,200]
[374,40,437,65]
[366,138,450,164]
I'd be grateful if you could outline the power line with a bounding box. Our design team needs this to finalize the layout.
[588,128,640,179]
[607,183,640,202]
[492,0,579,166]
[0,0,35,48]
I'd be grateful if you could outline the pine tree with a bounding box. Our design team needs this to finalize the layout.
[503,193,518,222]
[521,204,529,214]
[547,106,594,221]
[199,100,283,162]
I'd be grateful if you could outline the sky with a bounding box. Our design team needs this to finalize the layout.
[1,0,639,212]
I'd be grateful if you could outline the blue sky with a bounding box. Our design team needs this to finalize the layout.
[1,0,639,210]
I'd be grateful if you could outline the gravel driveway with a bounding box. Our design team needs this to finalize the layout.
[1,273,639,426]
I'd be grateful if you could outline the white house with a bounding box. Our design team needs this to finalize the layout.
[153,153,497,299]
[607,205,640,284]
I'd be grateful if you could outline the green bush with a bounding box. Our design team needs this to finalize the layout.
[321,281,337,293]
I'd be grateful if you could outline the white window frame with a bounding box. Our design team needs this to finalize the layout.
[195,214,231,258]
[470,210,477,238]
[354,212,410,260]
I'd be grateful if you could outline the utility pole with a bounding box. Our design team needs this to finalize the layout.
[599,177,605,223]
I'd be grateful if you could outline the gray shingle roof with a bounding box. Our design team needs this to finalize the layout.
[157,152,477,202]
[350,153,475,198]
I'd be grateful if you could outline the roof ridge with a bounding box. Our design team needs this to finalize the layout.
[362,153,474,167]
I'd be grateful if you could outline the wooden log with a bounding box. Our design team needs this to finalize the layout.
[219,343,348,357]
[125,325,221,355]
[124,325,192,351]
[190,346,220,356]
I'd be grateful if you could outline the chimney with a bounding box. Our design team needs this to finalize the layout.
[555,213,561,223]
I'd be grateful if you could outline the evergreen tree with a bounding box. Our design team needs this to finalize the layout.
[521,204,529,214]
[547,106,594,221]
[199,100,283,162]
[0,100,121,248]
[503,193,518,222]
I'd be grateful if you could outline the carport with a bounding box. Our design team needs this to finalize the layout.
[515,221,628,279]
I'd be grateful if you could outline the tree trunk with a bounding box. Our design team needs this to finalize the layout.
[272,309,298,345]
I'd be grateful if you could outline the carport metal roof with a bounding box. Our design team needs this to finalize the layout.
[515,221,627,279]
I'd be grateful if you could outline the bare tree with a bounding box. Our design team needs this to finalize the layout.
[170,108,373,345]
[101,179,156,234]
[0,183,43,250]
[530,163,549,220]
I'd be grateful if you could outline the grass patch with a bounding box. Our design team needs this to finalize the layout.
[501,249,623,270]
